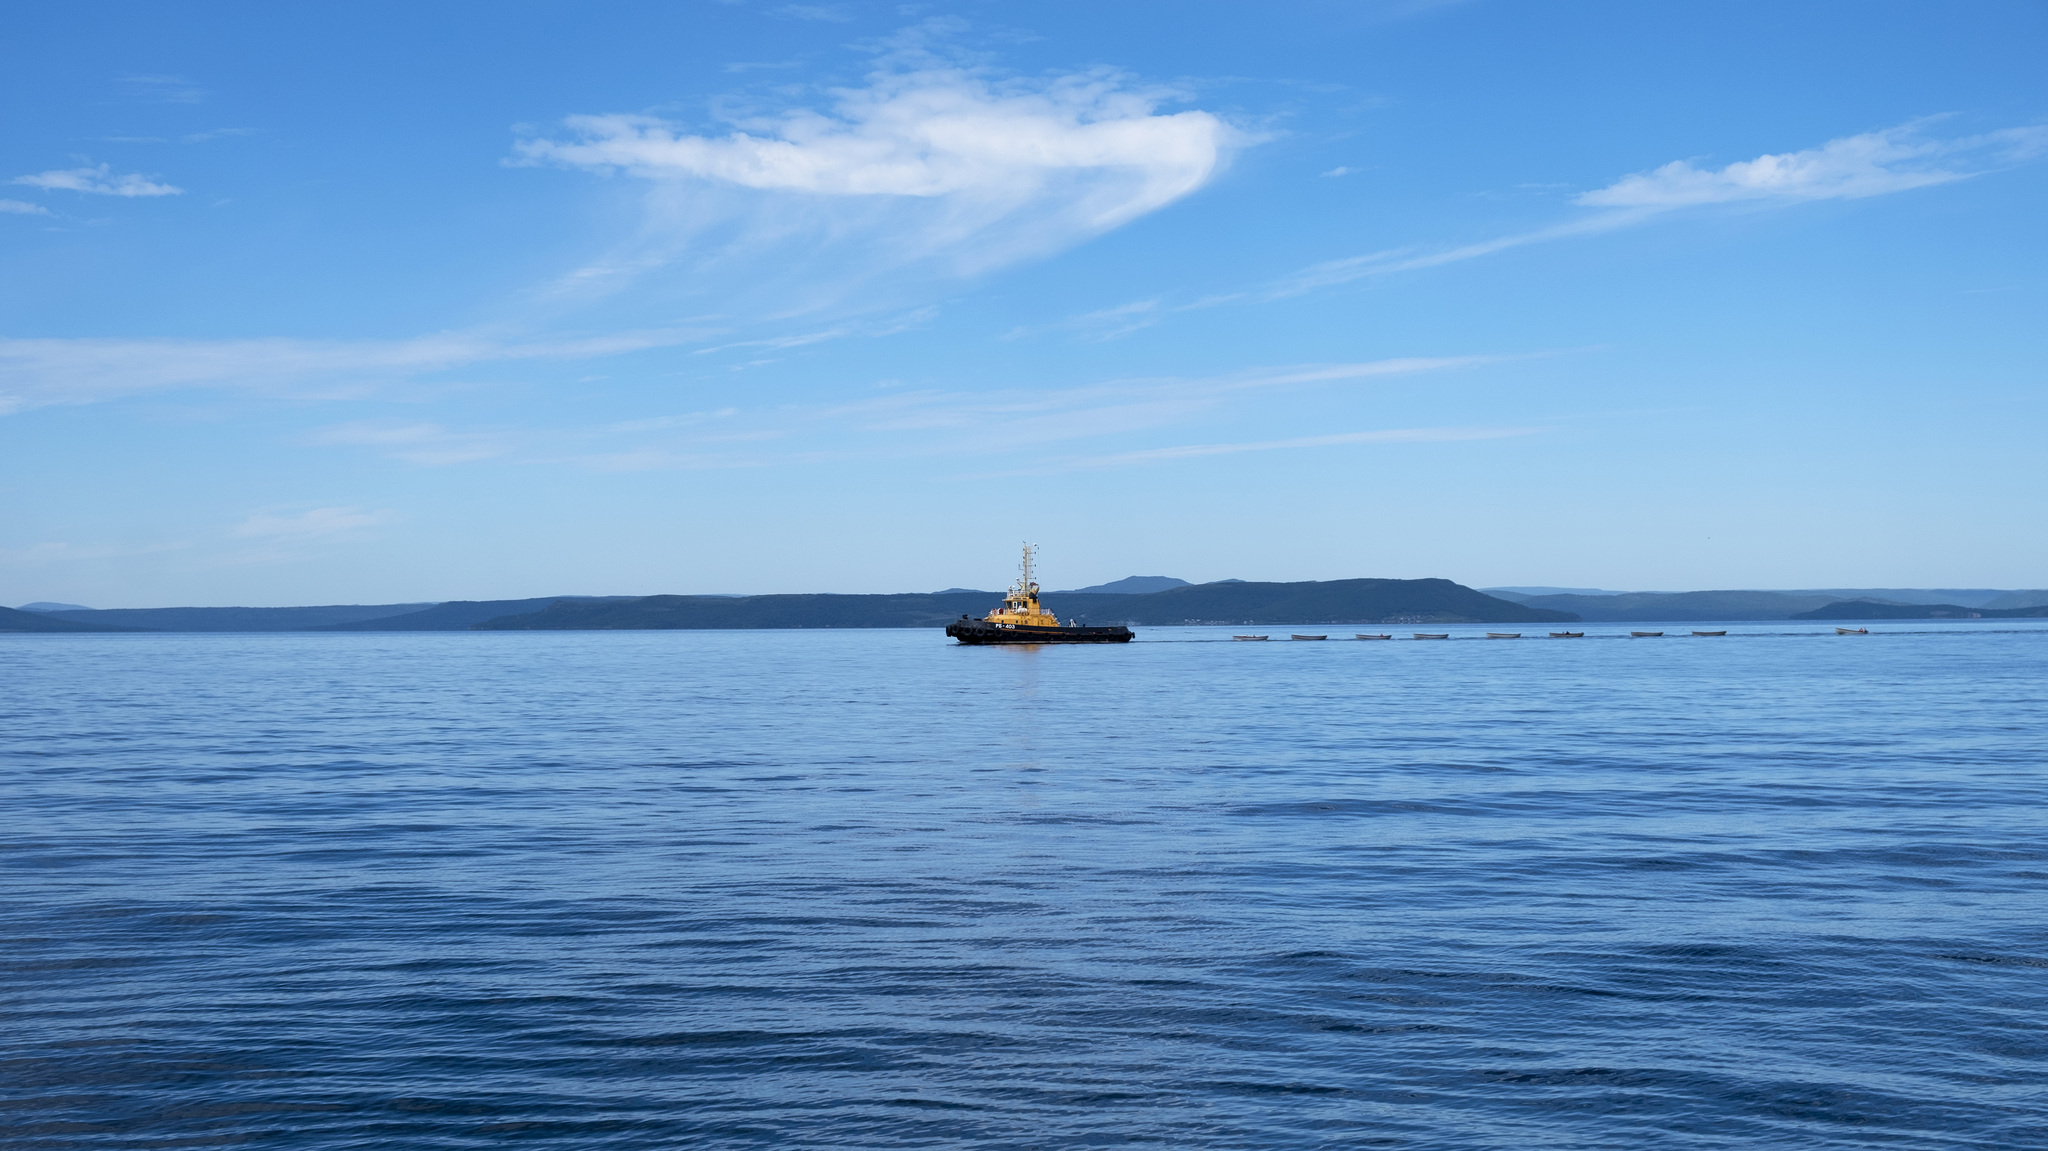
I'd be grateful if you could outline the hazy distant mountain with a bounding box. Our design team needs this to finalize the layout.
[1099,579,1572,625]
[37,603,436,632]
[1510,590,1838,621]
[1496,588,2044,621]
[25,585,2040,632]
[474,578,1572,630]
[320,597,634,630]
[1483,587,1635,600]
[1983,589,2048,610]
[1783,588,2012,608]
[1054,576,1192,595]
[1793,601,2048,620]
[0,606,135,632]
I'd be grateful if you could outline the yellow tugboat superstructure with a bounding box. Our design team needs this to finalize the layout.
[944,544,1136,645]
[982,544,1062,628]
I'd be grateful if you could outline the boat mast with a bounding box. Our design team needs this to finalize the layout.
[1018,542,1037,600]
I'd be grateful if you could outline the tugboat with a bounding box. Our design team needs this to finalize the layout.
[945,545,1135,645]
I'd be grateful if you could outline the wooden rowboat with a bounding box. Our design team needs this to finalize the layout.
[1291,634,1327,641]
[1549,631,1584,638]
[1835,627,1868,635]
[1631,631,1663,637]
[1486,632,1521,639]
[1355,633,1392,640]
[1692,630,1726,636]
[1413,633,1449,640]
[1232,634,1268,641]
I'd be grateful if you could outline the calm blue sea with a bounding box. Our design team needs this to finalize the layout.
[5,623,2046,1149]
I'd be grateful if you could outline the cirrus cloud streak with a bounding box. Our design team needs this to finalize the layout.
[0,328,708,415]
[13,163,183,197]
[1579,121,2047,208]
[515,62,1242,305]
[1049,119,2047,339]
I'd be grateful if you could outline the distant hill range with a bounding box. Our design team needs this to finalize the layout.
[19,598,622,632]
[1791,601,2048,621]
[23,602,437,632]
[18,583,2046,632]
[1051,576,1192,594]
[474,579,1572,630]
[0,605,139,632]
[1483,588,2048,621]
[319,597,637,630]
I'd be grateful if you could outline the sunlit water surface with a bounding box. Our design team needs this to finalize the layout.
[5,623,2046,1149]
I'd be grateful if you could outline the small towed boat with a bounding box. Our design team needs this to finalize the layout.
[1486,632,1520,639]
[1835,627,1868,635]
[1413,633,1449,640]
[1631,631,1663,638]
[1233,634,1269,641]
[1355,633,1392,640]
[1549,631,1584,638]
[1693,630,1726,637]
[1291,634,1327,641]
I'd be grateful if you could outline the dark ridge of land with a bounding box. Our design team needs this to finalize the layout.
[1116,579,1576,625]
[0,605,140,632]
[475,592,1006,631]
[36,603,435,632]
[1491,588,2043,617]
[1779,587,2014,608]
[30,586,2041,634]
[1791,601,2048,621]
[319,597,637,631]
[1502,590,1843,621]
[1983,589,2048,610]
[471,579,1574,630]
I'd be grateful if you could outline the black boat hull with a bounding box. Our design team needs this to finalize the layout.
[945,617,1133,644]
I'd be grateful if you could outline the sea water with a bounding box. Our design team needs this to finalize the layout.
[4,623,2045,1149]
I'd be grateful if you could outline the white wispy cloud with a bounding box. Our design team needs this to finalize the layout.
[6,39,1239,424]
[1579,121,2046,207]
[310,422,515,466]
[774,3,853,21]
[1044,425,1539,472]
[0,199,50,215]
[816,355,1508,446]
[231,507,395,539]
[0,328,705,414]
[518,69,1230,209]
[13,163,183,197]
[1257,212,1651,298]
[119,74,205,104]
[0,540,191,565]
[309,354,1512,474]
[514,55,1241,305]
[1042,119,2046,339]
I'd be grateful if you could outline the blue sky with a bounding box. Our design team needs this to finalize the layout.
[3,1,2044,606]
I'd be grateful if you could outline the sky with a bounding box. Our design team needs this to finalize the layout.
[3,0,2044,607]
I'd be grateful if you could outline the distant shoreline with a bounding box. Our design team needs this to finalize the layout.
[13,582,2045,634]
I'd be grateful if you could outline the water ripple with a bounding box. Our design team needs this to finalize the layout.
[3,625,2045,1148]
